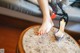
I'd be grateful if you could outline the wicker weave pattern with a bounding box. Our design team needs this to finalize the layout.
[22,26,80,53]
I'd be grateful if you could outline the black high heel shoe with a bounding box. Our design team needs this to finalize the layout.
[55,2,69,41]
[55,13,69,41]
[50,1,69,41]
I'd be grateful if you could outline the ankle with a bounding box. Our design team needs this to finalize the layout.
[43,17,52,21]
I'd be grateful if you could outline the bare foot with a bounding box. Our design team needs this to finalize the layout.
[38,18,54,35]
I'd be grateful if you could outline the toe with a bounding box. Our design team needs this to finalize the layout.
[40,30,43,35]
[38,29,41,35]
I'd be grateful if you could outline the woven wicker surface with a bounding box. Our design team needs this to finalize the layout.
[22,25,80,53]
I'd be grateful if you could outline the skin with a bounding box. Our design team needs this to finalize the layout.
[37,0,67,35]
[29,0,67,36]
[37,0,54,35]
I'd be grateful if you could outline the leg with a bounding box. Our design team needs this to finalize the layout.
[37,0,54,35]
[28,0,53,12]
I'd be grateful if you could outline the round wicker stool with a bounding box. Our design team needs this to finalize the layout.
[18,25,80,53]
